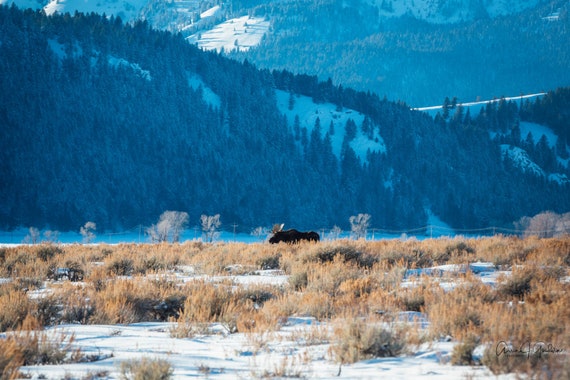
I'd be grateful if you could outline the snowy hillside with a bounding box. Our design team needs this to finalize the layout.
[373,0,540,23]
[501,143,569,184]
[276,90,386,163]
[187,14,270,52]
[1,0,147,20]
[500,144,546,177]
[415,93,569,185]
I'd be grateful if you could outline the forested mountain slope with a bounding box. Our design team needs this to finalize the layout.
[4,0,569,107]
[1,6,568,233]
[229,0,570,106]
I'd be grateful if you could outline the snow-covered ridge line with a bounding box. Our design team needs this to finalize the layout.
[413,92,546,112]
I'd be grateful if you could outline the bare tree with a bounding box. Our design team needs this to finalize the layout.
[43,230,59,243]
[524,211,559,238]
[23,227,40,244]
[147,211,189,243]
[251,226,268,241]
[80,221,97,243]
[201,214,221,242]
[555,212,570,237]
[328,225,343,240]
[520,211,570,238]
[350,213,371,239]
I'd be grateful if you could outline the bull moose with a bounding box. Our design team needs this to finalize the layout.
[269,224,320,244]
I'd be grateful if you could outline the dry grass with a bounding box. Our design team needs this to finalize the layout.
[0,315,83,378]
[0,236,568,377]
[119,356,173,380]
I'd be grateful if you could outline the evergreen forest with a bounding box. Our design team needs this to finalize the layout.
[1,5,569,234]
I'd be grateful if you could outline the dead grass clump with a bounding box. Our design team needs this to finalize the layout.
[107,257,134,276]
[296,291,335,321]
[305,256,362,297]
[424,286,484,340]
[377,247,433,269]
[4,316,82,366]
[378,249,413,268]
[496,269,533,299]
[90,277,178,324]
[172,280,260,337]
[179,281,234,322]
[2,248,33,276]
[184,242,280,275]
[289,271,308,291]
[441,239,476,264]
[256,253,281,270]
[33,293,64,327]
[36,245,64,262]
[330,316,406,364]
[450,334,480,365]
[0,336,23,380]
[396,287,426,312]
[48,283,94,324]
[119,357,173,380]
[0,287,33,332]
[312,242,377,268]
[337,277,376,300]
[260,293,302,326]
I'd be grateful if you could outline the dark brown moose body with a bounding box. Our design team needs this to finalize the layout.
[269,229,320,244]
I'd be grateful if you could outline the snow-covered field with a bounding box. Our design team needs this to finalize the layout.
[3,235,568,380]
[18,320,506,379]
[14,263,517,379]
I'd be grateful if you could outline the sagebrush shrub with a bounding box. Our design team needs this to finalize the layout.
[0,288,32,332]
[450,334,480,365]
[0,337,23,380]
[330,317,406,364]
[119,357,173,380]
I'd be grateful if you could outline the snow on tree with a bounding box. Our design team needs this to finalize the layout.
[147,211,189,243]
[350,213,371,239]
[201,214,221,242]
[80,221,97,243]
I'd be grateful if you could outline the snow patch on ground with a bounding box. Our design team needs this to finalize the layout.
[519,121,559,150]
[187,72,221,109]
[187,15,270,53]
[108,56,151,81]
[276,90,386,163]
[200,5,221,19]
[500,144,545,177]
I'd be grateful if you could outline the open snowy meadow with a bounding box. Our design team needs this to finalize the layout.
[0,237,568,379]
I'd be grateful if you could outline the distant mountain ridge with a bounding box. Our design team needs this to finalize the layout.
[0,0,544,25]
[373,0,540,24]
